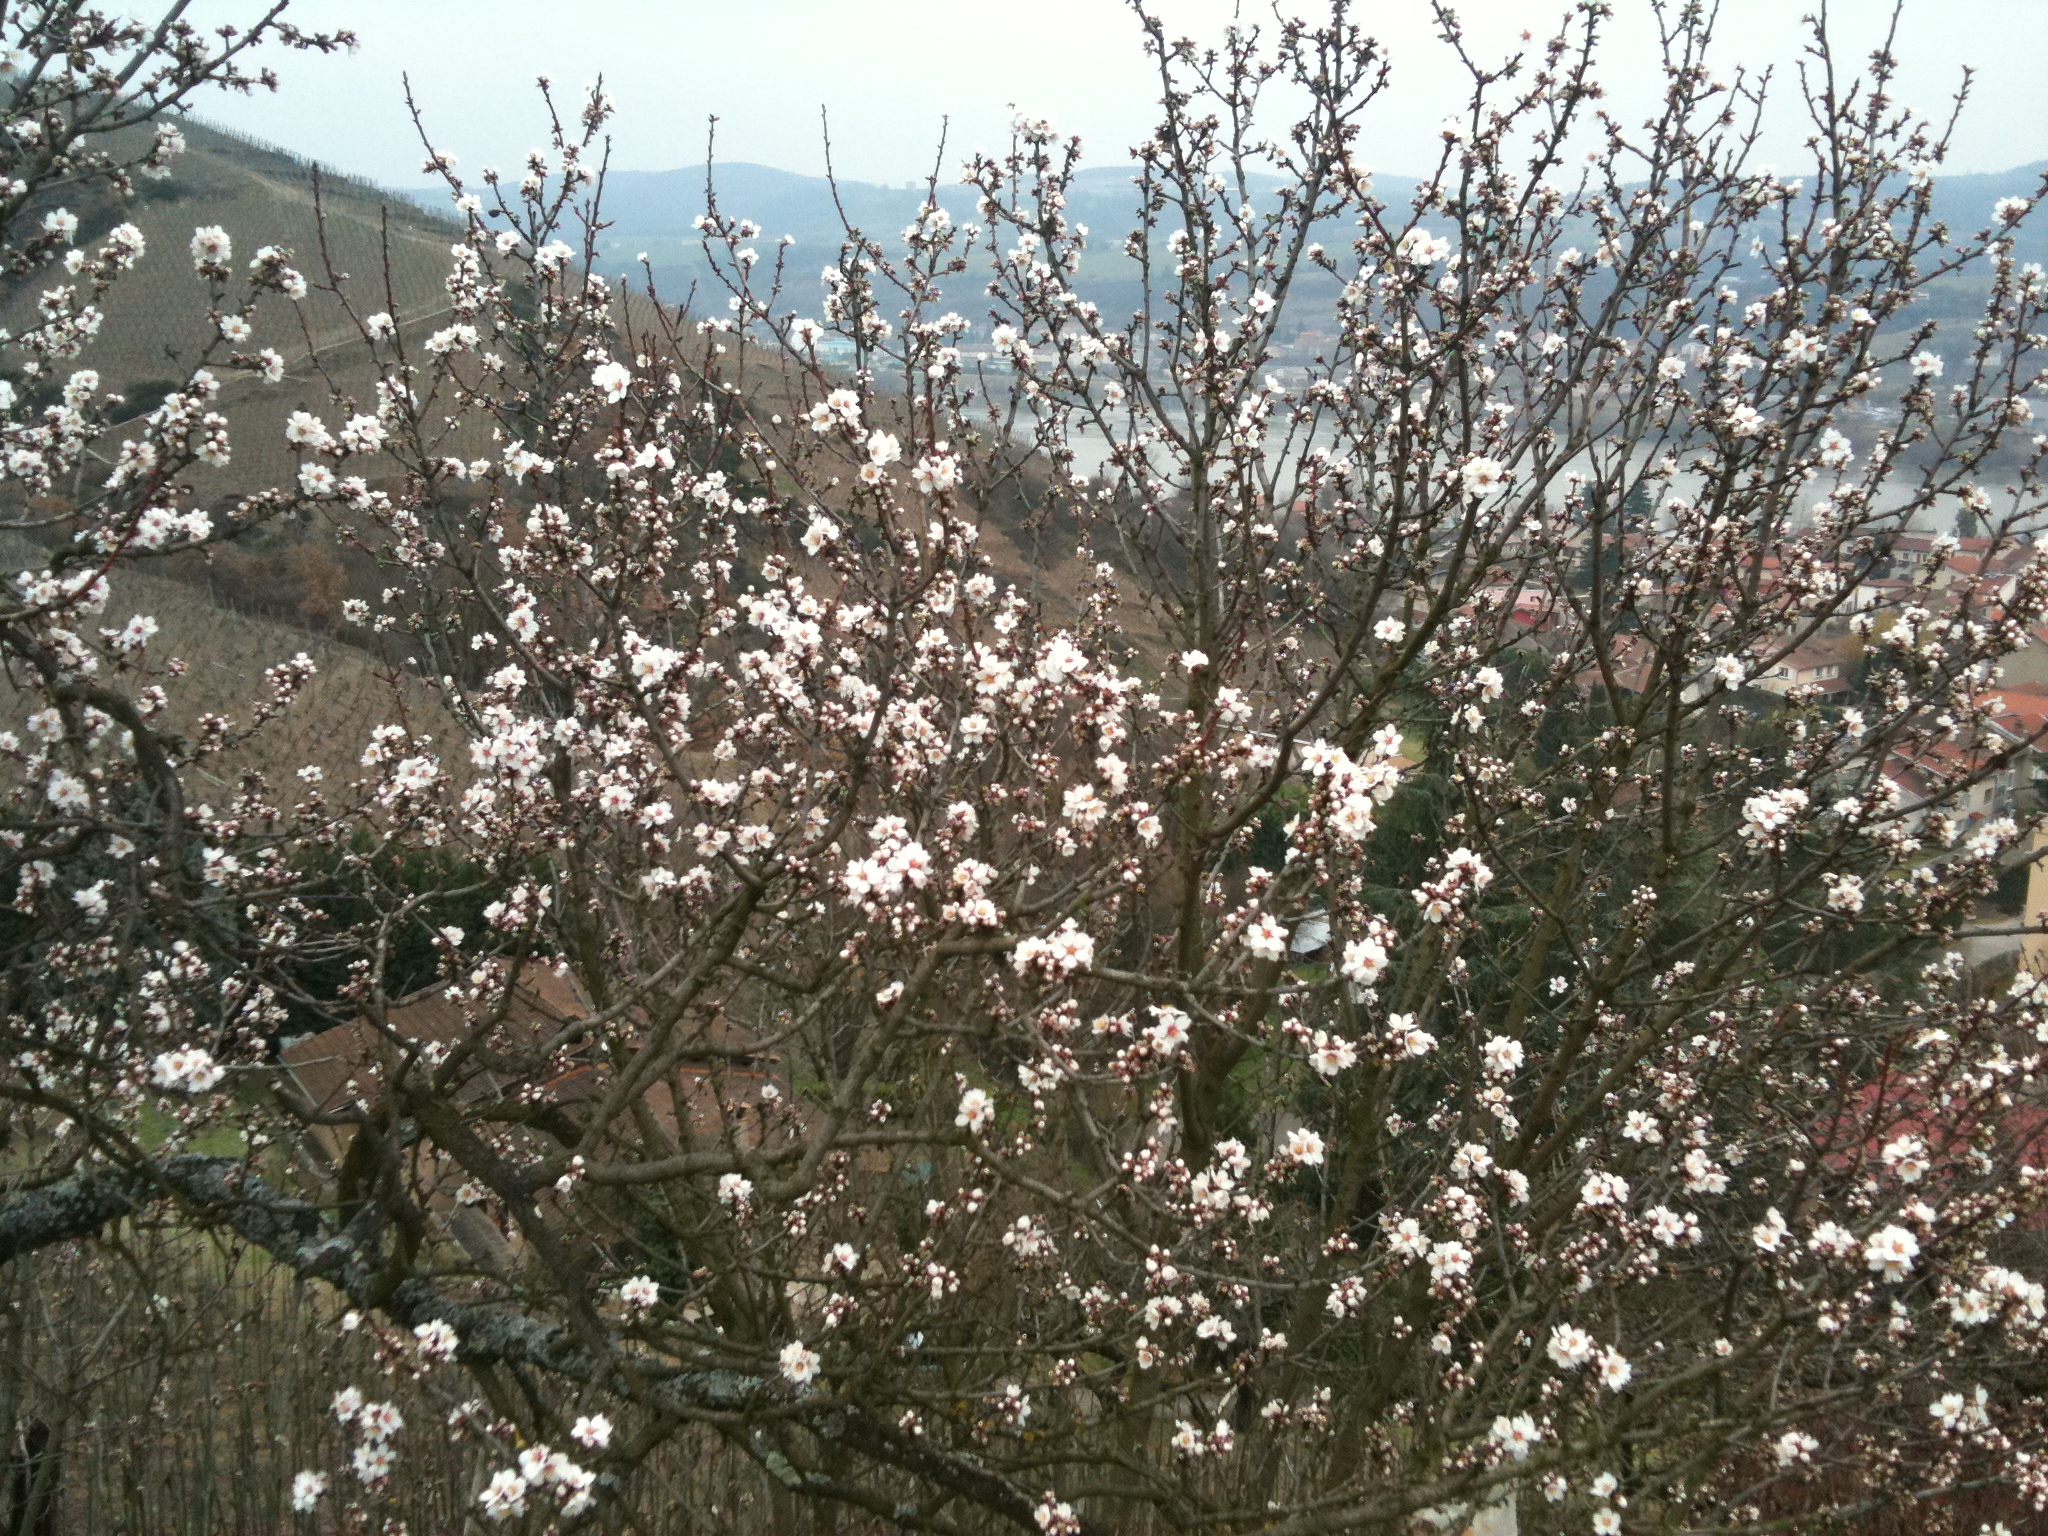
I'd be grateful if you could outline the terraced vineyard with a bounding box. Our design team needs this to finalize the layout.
[2,117,464,494]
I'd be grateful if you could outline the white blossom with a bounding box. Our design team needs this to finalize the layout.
[780,1340,822,1385]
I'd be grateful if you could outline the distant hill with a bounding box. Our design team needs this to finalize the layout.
[398,160,1384,333]
[1929,161,2048,257]
[398,154,2042,342]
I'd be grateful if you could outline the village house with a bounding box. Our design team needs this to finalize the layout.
[1748,636,1858,698]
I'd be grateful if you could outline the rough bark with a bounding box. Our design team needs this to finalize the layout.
[0,1157,1069,1534]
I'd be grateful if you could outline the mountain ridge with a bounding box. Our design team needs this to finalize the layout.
[398,156,2046,251]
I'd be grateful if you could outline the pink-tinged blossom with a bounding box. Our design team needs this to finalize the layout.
[1040,638,1089,684]
[1460,456,1508,496]
[1012,920,1095,977]
[284,410,331,449]
[957,1087,996,1133]
[1386,1017,1435,1058]
[780,1340,822,1385]
[1242,914,1288,961]
[1928,1387,1990,1434]
[1450,1143,1492,1179]
[1579,1171,1628,1209]
[1282,1127,1325,1165]
[1683,1149,1730,1195]
[189,225,230,269]
[801,515,840,555]
[1309,1031,1358,1076]
[557,1463,596,1517]
[289,1471,328,1511]
[1035,1493,1080,1534]
[911,454,959,494]
[480,1470,529,1521]
[1740,787,1808,849]
[1482,1036,1523,1077]
[1984,1266,2048,1319]
[1063,783,1107,830]
[1780,330,1823,366]
[1147,1007,1193,1054]
[1490,1415,1541,1460]
[1776,1430,1820,1466]
[1428,1241,1473,1281]
[149,1048,223,1093]
[1727,402,1766,437]
[1597,1351,1633,1391]
[1865,1225,1920,1282]
[413,1319,459,1359]
[1547,1324,1596,1369]
[1824,873,1865,913]
[1809,1221,1858,1258]
[1881,1135,1929,1183]
[1325,1276,1368,1317]
[45,770,87,813]
[1341,935,1389,985]
[1397,227,1450,266]
[1330,796,1376,842]
[1647,1206,1697,1248]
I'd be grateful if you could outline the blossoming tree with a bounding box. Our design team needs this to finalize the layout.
[1,2,2046,1532]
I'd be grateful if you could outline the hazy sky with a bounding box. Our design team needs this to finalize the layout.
[193,0,2048,187]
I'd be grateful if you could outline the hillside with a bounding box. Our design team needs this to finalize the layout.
[2,116,466,495]
[440,156,2045,345]
[0,120,478,768]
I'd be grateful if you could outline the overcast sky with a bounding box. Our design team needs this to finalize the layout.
[191,0,2048,187]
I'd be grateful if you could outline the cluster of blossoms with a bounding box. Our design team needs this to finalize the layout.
[1410,846,1495,925]
[330,1388,405,1487]
[480,1443,597,1521]
[0,10,2043,1536]
[1741,785,1811,851]
[147,1047,224,1094]
[283,401,389,500]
